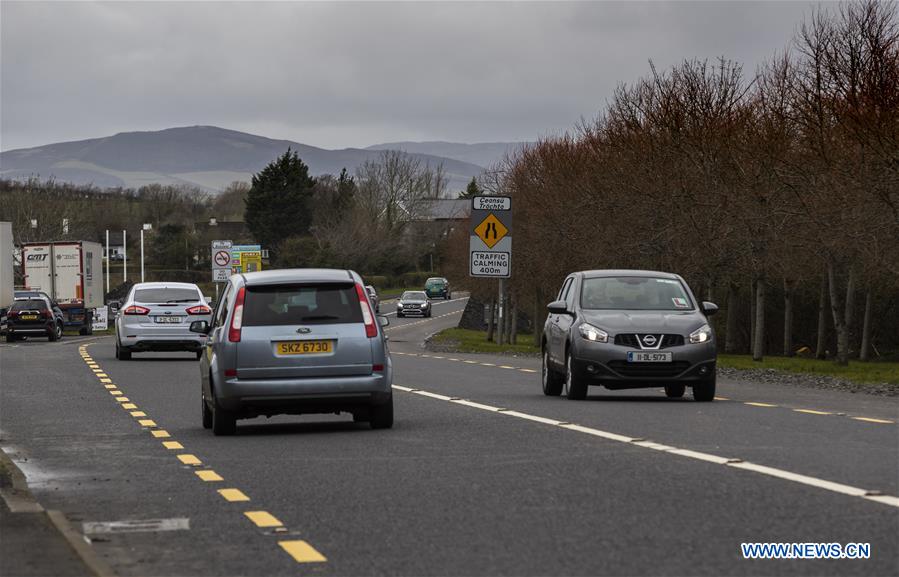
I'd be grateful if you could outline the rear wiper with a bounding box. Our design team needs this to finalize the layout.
[300,315,341,321]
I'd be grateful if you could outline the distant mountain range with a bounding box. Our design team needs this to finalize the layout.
[0,126,528,194]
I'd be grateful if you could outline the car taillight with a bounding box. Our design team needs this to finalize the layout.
[228,287,246,342]
[124,305,151,315]
[186,305,212,315]
[7,311,18,319]
[42,310,52,319]
[355,283,377,338]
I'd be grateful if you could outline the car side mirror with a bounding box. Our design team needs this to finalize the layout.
[547,300,569,314]
[702,301,719,316]
[378,316,390,327]
[189,320,210,334]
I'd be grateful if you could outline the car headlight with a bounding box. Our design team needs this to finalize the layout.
[397,303,403,309]
[578,323,608,343]
[690,324,712,344]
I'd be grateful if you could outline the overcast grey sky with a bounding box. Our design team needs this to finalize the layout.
[1,1,819,152]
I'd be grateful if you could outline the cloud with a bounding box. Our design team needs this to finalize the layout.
[0,1,817,151]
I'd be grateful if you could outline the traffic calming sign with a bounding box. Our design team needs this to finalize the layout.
[469,196,512,278]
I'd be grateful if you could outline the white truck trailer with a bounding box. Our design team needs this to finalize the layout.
[0,222,13,334]
[21,241,104,335]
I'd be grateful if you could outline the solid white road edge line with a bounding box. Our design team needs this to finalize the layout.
[392,384,899,509]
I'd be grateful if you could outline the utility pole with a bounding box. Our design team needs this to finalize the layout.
[105,230,110,293]
[123,230,127,283]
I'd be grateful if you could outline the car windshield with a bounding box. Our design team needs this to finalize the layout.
[425,278,445,287]
[11,299,47,311]
[580,277,694,311]
[402,291,427,300]
[243,283,363,326]
[134,288,201,303]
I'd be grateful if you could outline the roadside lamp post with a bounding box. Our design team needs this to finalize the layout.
[140,223,152,283]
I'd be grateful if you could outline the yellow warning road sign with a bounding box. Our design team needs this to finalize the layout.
[474,213,508,249]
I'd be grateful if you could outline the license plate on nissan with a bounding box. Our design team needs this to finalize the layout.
[627,352,672,363]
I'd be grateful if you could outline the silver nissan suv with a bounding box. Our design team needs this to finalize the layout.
[191,269,393,435]
[542,270,718,402]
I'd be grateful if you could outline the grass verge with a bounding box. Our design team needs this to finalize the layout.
[428,327,540,356]
[717,354,899,385]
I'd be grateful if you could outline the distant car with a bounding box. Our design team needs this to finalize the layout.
[396,291,431,318]
[365,285,380,313]
[424,277,451,300]
[542,270,718,402]
[6,297,64,342]
[190,268,393,435]
[115,282,212,360]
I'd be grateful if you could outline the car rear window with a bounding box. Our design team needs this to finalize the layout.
[243,284,363,326]
[425,278,445,286]
[134,288,200,303]
[580,277,694,311]
[11,299,47,311]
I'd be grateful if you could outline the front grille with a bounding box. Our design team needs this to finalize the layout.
[614,334,685,348]
[607,360,690,378]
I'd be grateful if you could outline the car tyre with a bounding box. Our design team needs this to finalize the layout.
[201,393,212,429]
[115,339,132,360]
[564,352,588,400]
[195,349,203,360]
[370,395,394,429]
[665,384,686,398]
[48,323,61,342]
[211,395,237,436]
[542,349,564,396]
[397,312,404,318]
[693,374,716,402]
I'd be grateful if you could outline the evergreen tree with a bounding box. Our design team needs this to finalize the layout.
[459,176,481,199]
[244,148,316,255]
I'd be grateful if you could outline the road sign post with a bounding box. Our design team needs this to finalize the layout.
[469,196,512,278]
[211,240,233,283]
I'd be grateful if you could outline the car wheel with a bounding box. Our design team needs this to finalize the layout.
[48,324,60,342]
[542,349,564,396]
[693,374,716,402]
[370,395,394,429]
[565,352,588,400]
[397,312,404,318]
[353,412,368,423]
[665,384,686,398]
[115,339,132,360]
[201,392,212,429]
[211,393,237,436]
[195,350,203,360]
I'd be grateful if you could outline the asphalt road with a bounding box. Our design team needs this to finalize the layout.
[1,295,897,576]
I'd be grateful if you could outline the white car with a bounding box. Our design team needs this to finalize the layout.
[115,282,212,360]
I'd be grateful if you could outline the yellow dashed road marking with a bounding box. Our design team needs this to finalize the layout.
[138,419,157,427]
[195,470,223,482]
[100,378,112,383]
[130,411,147,417]
[109,390,122,395]
[151,430,170,438]
[499,365,515,369]
[178,454,202,466]
[218,488,250,502]
[852,417,894,424]
[794,409,833,416]
[714,396,729,400]
[279,541,327,563]
[114,397,130,403]
[244,511,283,528]
[745,402,778,408]
[163,441,184,450]
[96,373,108,378]
[104,384,117,389]
[122,403,137,409]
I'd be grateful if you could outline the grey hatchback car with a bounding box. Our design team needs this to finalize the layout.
[191,269,393,435]
[542,270,718,402]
